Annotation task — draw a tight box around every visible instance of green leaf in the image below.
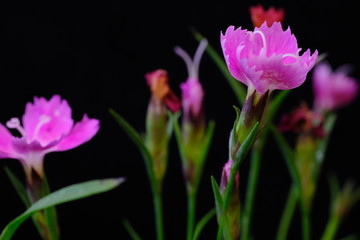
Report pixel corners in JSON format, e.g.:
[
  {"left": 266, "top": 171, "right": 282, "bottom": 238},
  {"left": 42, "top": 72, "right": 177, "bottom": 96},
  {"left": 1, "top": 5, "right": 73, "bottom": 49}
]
[
  {"left": 166, "top": 110, "right": 181, "bottom": 138},
  {"left": 210, "top": 176, "right": 223, "bottom": 222},
  {"left": 211, "top": 177, "right": 231, "bottom": 240},
  {"left": 266, "top": 90, "right": 290, "bottom": 123},
  {"left": 191, "top": 29, "right": 246, "bottom": 105},
  {"left": 270, "top": 125, "right": 297, "bottom": 183},
  {"left": 4, "top": 167, "right": 31, "bottom": 208},
  {"left": 193, "top": 208, "right": 215, "bottom": 240},
  {"left": 109, "top": 108, "right": 156, "bottom": 187},
  {"left": 195, "top": 121, "right": 216, "bottom": 183},
  {"left": 233, "top": 122, "right": 259, "bottom": 168},
  {"left": 314, "top": 113, "right": 337, "bottom": 179},
  {"left": 168, "top": 111, "right": 186, "bottom": 166},
  {"left": 0, "top": 178, "right": 125, "bottom": 240},
  {"left": 122, "top": 219, "right": 142, "bottom": 240}
]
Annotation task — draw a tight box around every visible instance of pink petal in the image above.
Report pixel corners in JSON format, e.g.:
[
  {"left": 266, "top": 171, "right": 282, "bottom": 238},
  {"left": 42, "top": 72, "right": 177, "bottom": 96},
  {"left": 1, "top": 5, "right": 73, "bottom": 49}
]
[
  {"left": 221, "top": 26, "right": 251, "bottom": 87},
  {"left": 0, "top": 123, "right": 17, "bottom": 159},
  {"left": 244, "top": 50, "right": 316, "bottom": 93},
  {"left": 257, "top": 22, "right": 298, "bottom": 57},
  {"left": 54, "top": 114, "right": 100, "bottom": 152},
  {"left": 23, "top": 95, "right": 74, "bottom": 146}
]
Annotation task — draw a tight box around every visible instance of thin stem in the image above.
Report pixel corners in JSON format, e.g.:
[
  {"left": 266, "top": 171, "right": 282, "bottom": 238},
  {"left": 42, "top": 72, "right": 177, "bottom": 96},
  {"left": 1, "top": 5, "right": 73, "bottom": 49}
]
[
  {"left": 187, "top": 192, "right": 196, "bottom": 240},
  {"left": 241, "top": 145, "right": 261, "bottom": 240},
  {"left": 153, "top": 188, "right": 165, "bottom": 240},
  {"left": 276, "top": 185, "right": 298, "bottom": 240},
  {"left": 300, "top": 203, "right": 311, "bottom": 240},
  {"left": 320, "top": 216, "right": 340, "bottom": 240}
]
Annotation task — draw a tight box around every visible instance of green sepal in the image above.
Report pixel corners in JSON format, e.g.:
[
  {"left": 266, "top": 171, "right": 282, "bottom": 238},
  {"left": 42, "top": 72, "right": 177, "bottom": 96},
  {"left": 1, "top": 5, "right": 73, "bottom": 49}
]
[
  {"left": 191, "top": 29, "right": 246, "bottom": 106},
  {"left": 192, "top": 208, "right": 215, "bottom": 240},
  {"left": 4, "top": 167, "right": 31, "bottom": 208},
  {"left": 122, "top": 219, "right": 142, "bottom": 240},
  {"left": 0, "top": 178, "right": 125, "bottom": 240}
]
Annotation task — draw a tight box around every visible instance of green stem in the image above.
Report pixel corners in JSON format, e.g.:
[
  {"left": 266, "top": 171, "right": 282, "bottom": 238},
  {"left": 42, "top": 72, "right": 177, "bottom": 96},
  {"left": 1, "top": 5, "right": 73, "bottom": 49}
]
[
  {"left": 241, "top": 144, "right": 262, "bottom": 240},
  {"left": 153, "top": 187, "right": 165, "bottom": 240},
  {"left": 300, "top": 204, "right": 311, "bottom": 240},
  {"left": 187, "top": 192, "right": 196, "bottom": 240},
  {"left": 276, "top": 186, "right": 298, "bottom": 240},
  {"left": 216, "top": 165, "right": 238, "bottom": 240},
  {"left": 320, "top": 216, "right": 340, "bottom": 240}
]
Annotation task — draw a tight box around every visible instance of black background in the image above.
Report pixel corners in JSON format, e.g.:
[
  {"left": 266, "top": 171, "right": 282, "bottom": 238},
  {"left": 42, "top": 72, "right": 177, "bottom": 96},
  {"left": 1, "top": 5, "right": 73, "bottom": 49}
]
[{"left": 0, "top": 0, "right": 359, "bottom": 239}]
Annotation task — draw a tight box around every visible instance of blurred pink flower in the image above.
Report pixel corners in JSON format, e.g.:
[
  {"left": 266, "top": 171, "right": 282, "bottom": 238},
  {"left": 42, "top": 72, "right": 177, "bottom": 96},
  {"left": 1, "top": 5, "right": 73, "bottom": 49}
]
[
  {"left": 175, "top": 39, "right": 207, "bottom": 123},
  {"left": 313, "top": 62, "right": 358, "bottom": 112},
  {"left": 0, "top": 95, "right": 100, "bottom": 180},
  {"left": 249, "top": 4, "right": 285, "bottom": 28},
  {"left": 221, "top": 22, "right": 318, "bottom": 94}
]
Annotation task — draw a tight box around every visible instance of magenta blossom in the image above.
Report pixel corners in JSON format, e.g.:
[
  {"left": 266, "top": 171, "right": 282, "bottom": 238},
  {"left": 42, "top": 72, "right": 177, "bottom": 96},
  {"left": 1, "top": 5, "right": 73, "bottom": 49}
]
[
  {"left": 175, "top": 39, "right": 207, "bottom": 122},
  {"left": 0, "top": 95, "right": 100, "bottom": 181},
  {"left": 221, "top": 22, "right": 318, "bottom": 94},
  {"left": 313, "top": 62, "right": 358, "bottom": 112}
]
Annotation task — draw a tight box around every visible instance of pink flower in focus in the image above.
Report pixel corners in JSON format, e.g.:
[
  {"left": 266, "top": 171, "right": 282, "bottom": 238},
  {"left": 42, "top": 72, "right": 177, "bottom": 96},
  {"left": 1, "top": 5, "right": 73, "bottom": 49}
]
[
  {"left": 175, "top": 39, "right": 207, "bottom": 122},
  {"left": 0, "top": 95, "right": 100, "bottom": 180},
  {"left": 145, "top": 69, "right": 181, "bottom": 113},
  {"left": 313, "top": 62, "right": 358, "bottom": 112},
  {"left": 221, "top": 22, "right": 318, "bottom": 94},
  {"left": 249, "top": 4, "right": 285, "bottom": 28}
]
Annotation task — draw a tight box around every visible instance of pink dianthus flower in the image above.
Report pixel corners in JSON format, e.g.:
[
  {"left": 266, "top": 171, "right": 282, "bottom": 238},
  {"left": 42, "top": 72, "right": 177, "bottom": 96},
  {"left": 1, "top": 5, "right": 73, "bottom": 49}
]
[
  {"left": 0, "top": 95, "right": 100, "bottom": 183},
  {"left": 221, "top": 22, "right": 318, "bottom": 94}
]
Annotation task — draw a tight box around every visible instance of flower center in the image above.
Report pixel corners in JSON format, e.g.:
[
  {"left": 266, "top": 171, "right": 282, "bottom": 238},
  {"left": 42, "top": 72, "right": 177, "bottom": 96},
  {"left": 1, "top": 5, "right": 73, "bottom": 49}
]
[
  {"left": 253, "top": 30, "right": 268, "bottom": 55},
  {"left": 6, "top": 117, "right": 27, "bottom": 137},
  {"left": 33, "top": 115, "right": 52, "bottom": 140}
]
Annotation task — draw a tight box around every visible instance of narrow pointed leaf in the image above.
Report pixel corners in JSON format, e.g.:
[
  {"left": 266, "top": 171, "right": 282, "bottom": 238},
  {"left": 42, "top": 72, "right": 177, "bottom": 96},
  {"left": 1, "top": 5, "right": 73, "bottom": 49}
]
[
  {"left": 109, "top": 108, "right": 156, "bottom": 183},
  {"left": 314, "top": 113, "right": 337, "bottom": 178},
  {"left": 4, "top": 167, "right": 31, "bottom": 208},
  {"left": 211, "top": 176, "right": 223, "bottom": 222},
  {"left": 0, "top": 178, "right": 125, "bottom": 240},
  {"left": 193, "top": 209, "right": 215, "bottom": 240},
  {"left": 233, "top": 122, "right": 259, "bottom": 168},
  {"left": 192, "top": 29, "right": 246, "bottom": 105},
  {"left": 197, "top": 120, "right": 215, "bottom": 173},
  {"left": 122, "top": 219, "right": 142, "bottom": 240},
  {"left": 109, "top": 108, "right": 151, "bottom": 163},
  {"left": 270, "top": 125, "right": 297, "bottom": 183},
  {"left": 266, "top": 90, "right": 290, "bottom": 123},
  {"left": 166, "top": 110, "right": 181, "bottom": 138},
  {"left": 168, "top": 111, "right": 186, "bottom": 165}
]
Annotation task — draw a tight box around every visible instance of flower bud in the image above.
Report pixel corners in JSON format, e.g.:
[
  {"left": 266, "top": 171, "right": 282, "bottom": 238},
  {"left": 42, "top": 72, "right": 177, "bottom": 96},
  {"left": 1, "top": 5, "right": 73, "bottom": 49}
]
[{"left": 145, "top": 69, "right": 181, "bottom": 187}]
